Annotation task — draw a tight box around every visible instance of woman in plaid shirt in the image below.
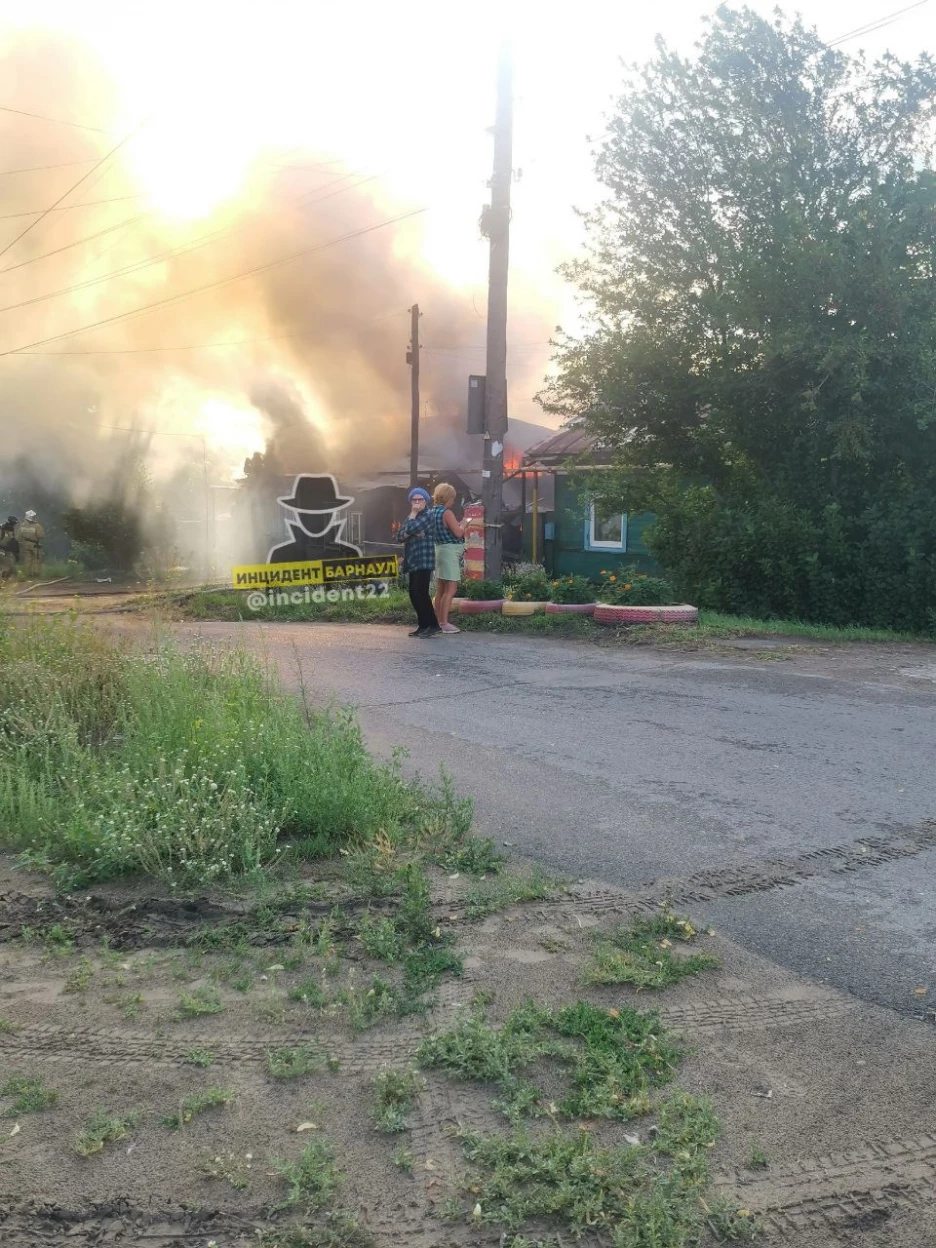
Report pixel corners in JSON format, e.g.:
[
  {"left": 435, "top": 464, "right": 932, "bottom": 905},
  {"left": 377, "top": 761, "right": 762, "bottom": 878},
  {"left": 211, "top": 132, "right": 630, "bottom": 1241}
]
[{"left": 397, "top": 488, "right": 441, "bottom": 638}]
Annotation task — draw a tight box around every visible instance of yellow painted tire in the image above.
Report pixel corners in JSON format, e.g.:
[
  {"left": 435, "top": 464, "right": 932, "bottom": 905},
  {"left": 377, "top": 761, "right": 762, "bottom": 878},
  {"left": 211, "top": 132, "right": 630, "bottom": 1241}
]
[{"left": 502, "top": 600, "right": 547, "bottom": 616}]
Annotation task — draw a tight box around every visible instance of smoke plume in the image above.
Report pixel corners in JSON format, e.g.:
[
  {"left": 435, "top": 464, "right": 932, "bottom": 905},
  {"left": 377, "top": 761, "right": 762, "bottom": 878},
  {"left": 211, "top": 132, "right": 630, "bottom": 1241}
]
[{"left": 0, "top": 23, "right": 556, "bottom": 549}]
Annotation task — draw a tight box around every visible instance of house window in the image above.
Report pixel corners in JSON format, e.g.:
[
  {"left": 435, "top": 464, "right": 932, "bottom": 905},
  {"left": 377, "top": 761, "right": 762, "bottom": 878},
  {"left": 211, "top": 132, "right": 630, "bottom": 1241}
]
[
  {"left": 585, "top": 502, "right": 627, "bottom": 552},
  {"left": 346, "top": 511, "right": 364, "bottom": 547}
]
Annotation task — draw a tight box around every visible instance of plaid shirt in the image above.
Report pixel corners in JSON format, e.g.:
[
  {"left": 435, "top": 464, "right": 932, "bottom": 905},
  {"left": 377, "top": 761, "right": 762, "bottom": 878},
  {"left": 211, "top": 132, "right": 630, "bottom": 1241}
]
[
  {"left": 429, "top": 504, "right": 462, "bottom": 544},
  {"left": 397, "top": 511, "right": 435, "bottom": 572}
]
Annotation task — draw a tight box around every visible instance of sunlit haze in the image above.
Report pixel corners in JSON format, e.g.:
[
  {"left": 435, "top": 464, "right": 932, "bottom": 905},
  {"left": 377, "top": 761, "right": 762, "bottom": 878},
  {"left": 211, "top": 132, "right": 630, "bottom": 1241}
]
[{"left": 0, "top": 0, "right": 931, "bottom": 486}]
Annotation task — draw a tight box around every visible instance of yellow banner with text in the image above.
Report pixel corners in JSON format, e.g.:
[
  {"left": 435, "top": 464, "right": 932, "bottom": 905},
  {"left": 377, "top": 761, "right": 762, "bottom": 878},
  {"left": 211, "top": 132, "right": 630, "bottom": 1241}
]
[{"left": 231, "top": 555, "right": 399, "bottom": 590}]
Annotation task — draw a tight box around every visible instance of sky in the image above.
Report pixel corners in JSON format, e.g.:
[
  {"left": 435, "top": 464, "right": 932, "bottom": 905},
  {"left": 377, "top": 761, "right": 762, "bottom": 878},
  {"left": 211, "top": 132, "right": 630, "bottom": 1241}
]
[{"left": 0, "top": 0, "right": 932, "bottom": 482}]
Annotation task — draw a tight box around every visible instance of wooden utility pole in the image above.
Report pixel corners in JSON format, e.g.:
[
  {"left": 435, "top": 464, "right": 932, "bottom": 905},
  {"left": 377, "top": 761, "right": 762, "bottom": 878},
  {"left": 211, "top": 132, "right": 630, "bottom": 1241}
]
[
  {"left": 481, "top": 43, "right": 513, "bottom": 581},
  {"left": 407, "top": 303, "right": 421, "bottom": 487}
]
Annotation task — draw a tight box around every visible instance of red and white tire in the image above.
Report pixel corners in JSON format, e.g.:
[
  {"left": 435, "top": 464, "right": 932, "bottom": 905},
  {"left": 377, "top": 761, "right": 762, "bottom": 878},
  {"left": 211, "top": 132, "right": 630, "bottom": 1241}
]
[
  {"left": 502, "top": 600, "right": 547, "bottom": 616},
  {"left": 458, "top": 599, "right": 504, "bottom": 615},
  {"left": 593, "top": 604, "right": 698, "bottom": 625},
  {"left": 545, "top": 602, "right": 597, "bottom": 615}
]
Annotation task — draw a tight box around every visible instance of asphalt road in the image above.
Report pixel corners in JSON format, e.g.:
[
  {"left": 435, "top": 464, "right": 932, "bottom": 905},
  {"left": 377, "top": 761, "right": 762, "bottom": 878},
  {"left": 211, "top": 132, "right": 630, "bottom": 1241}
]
[{"left": 178, "top": 620, "right": 936, "bottom": 1018}]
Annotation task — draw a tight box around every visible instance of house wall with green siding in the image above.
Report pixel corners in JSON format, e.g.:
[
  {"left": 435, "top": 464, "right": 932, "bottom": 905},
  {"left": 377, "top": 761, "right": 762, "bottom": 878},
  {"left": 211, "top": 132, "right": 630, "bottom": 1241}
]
[{"left": 522, "top": 473, "right": 660, "bottom": 581}]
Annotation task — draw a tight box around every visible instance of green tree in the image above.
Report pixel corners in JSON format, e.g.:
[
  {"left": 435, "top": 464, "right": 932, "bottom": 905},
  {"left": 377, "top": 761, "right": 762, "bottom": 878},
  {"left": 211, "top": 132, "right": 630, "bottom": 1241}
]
[{"left": 542, "top": 6, "right": 936, "bottom": 630}]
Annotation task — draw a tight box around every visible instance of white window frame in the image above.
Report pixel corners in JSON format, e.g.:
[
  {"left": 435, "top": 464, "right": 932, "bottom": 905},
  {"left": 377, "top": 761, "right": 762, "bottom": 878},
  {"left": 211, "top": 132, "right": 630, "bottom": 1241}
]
[
  {"left": 585, "top": 502, "right": 627, "bottom": 552},
  {"left": 346, "top": 511, "right": 364, "bottom": 547}
]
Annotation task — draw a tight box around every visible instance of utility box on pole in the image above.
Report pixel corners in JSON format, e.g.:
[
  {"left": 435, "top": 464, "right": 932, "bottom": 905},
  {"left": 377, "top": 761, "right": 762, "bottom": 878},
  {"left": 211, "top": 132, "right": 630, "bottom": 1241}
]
[{"left": 467, "top": 375, "right": 486, "bottom": 435}]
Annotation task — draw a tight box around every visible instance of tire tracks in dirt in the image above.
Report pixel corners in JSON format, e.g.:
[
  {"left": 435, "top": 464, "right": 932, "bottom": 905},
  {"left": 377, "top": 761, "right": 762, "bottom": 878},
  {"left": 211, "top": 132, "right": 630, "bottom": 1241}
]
[
  {"left": 546, "top": 819, "right": 936, "bottom": 916},
  {"left": 716, "top": 1134, "right": 936, "bottom": 1236},
  {"left": 0, "top": 984, "right": 855, "bottom": 1075}
]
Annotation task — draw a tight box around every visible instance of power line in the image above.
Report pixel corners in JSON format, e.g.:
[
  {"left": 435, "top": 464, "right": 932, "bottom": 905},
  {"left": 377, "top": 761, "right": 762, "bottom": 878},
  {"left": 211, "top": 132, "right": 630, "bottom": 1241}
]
[
  {"left": 0, "top": 208, "right": 427, "bottom": 358},
  {"left": 0, "top": 123, "right": 142, "bottom": 263},
  {"left": 15, "top": 310, "right": 411, "bottom": 356},
  {"left": 829, "top": 0, "right": 929, "bottom": 45},
  {"left": 0, "top": 159, "right": 97, "bottom": 176},
  {"left": 422, "top": 343, "right": 550, "bottom": 351},
  {"left": 0, "top": 168, "right": 382, "bottom": 311},
  {"left": 0, "top": 212, "right": 150, "bottom": 275},
  {"left": 0, "top": 104, "right": 107, "bottom": 133},
  {"left": 0, "top": 192, "right": 143, "bottom": 221},
  {"left": 0, "top": 157, "right": 356, "bottom": 222}
]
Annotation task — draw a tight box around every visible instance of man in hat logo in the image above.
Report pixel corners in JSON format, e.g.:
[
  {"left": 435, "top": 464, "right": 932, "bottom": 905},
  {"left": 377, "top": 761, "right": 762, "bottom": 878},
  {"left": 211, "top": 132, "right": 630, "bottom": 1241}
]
[{"left": 267, "top": 474, "right": 362, "bottom": 563}]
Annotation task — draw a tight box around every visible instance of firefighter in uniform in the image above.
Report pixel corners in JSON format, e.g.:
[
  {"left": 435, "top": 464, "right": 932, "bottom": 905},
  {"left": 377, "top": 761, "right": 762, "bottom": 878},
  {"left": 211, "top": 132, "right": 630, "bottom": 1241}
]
[{"left": 16, "top": 510, "right": 44, "bottom": 577}]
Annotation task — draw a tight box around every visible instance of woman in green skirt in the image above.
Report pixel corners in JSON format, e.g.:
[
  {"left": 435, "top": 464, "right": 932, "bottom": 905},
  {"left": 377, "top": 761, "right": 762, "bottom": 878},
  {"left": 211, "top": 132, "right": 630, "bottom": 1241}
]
[{"left": 429, "top": 483, "right": 466, "bottom": 634}]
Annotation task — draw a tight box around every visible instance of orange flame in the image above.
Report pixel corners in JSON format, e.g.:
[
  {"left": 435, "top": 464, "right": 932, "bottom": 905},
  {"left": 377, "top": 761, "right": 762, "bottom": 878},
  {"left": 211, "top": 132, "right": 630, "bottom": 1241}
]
[{"left": 504, "top": 445, "right": 522, "bottom": 473}]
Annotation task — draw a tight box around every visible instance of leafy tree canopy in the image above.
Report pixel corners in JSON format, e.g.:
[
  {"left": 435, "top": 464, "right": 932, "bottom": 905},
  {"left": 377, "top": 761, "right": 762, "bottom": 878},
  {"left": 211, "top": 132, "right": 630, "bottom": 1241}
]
[{"left": 542, "top": 6, "right": 936, "bottom": 629}]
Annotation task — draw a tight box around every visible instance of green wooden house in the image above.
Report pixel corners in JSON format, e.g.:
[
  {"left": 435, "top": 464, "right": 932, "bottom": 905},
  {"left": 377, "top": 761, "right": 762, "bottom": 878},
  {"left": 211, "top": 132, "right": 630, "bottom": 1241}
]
[{"left": 518, "top": 430, "right": 660, "bottom": 581}]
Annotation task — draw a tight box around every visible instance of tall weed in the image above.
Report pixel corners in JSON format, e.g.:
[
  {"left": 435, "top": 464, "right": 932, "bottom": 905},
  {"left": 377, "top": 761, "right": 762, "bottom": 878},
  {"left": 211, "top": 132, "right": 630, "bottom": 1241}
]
[{"left": 0, "top": 617, "right": 471, "bottom": 886}]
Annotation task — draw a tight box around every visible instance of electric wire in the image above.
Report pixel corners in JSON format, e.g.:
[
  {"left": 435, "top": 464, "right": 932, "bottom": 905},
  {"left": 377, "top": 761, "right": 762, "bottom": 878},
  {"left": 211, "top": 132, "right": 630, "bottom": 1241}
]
[
  {"left": 0, "top": 208, "right": 427, "bottom": 358},
  {"left": 0, "top": 168, "right": 383, "bottom": 312},
  {"left": 0, "top": 212, "right": 150, "bottom": 275},
  {"left": 0, "top": 193, "right": 143, "bottom": 221},
  {"left": 829, "top": 0, "right": 929, "bottom": 45},
  {"left": 0, "top": 104, "right": 107, "bottom": 132},
  {"left": 0, "top": 158, "right": 98, "bottom": 176},
  {"left": 0, "top": 154, "right": 355, "bottom": 221},
  {"left": 0, "top": 123, "right": 143, "bottom": 262},
  {"left": 16, "top": 308, "right": 411, "bottom": 356}
]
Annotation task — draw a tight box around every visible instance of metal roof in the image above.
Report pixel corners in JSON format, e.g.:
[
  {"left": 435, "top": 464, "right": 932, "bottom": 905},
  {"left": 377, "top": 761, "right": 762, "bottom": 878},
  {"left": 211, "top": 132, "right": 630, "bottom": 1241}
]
[{"left": 522, "top": 428, "right": 607, "bottom": 467}]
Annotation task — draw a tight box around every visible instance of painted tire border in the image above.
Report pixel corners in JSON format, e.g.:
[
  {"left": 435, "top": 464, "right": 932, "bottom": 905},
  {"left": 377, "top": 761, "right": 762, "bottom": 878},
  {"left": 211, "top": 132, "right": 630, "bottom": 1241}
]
[
  {"left": 502, "top": 600, "right": 548, "bottom": 616},
  {"left": 593, "top": 604, "right": 699, "bottom": 625},
  {"left": 456, "top": 599, "right": 505, "bottom": 615},
  {"left": 544, "top": 602, "right": 597, "bottom": 616}
]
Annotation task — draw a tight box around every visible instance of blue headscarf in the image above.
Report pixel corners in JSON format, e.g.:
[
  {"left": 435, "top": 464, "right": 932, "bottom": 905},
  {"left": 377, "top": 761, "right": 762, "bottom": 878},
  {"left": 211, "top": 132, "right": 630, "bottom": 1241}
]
[{"left": 408, "top": 487, "right": 431, "bottom": 505}]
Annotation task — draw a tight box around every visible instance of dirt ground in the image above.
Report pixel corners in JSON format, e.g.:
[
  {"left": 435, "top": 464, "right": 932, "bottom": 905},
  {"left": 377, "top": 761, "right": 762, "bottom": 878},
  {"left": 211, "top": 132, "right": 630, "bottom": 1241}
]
[{"left": 1, "top": 855, "right": 935, "bottom": 1248}]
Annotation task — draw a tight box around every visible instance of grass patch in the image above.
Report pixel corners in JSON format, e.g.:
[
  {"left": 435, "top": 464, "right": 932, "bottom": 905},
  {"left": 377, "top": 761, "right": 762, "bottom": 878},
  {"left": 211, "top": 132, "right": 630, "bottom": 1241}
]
[
  {"left": 418, "top": 998, "right": 684, "bottom": 1123},
  {"left": 267, "top": 1043, "right": 328, "bottom": 1080},
  {"left": 108, "top": 991, "right": 144, "bottom": 1019},
  {"left": 200, "top": 1150, "right": 252, "bottom": 1191},
  {"left": 402, "top": 944, "right": 463, "bottom": 995},
  {"left": 74, "top": 1109, "right": 140, "bottom": 1157},
  {"left": 1, "top": 1073, "right": 59, "bottom": 1116},
  {"left": 392, "top": 1143, "right": 414, "bottom": 1172},
  {"left": 358, "top": 914, "right": 402, "bottom": 961},
  {"left": 584, "top": 908, "right": 720, "bottom": 990},
  {"left": 160, "top": 1086, "right": 234, "bottom": 1129},
  {"left": 20, "top": 922, "right": 75, "bottom": 956},
  {"left": 0, "top": 615, "right": 472, "bottom": 887},
  {"left": 259, "top": 1213, "right": 374, "bottom": 1248},
  {"left": 62, "top": 956, "right": 94, "bottom": 994},
  {"left": 174, "top": 987, "right": 225, "bottom": 1019},
  {"left": 748, "top": 1141, "right": 769, "bottom": 1171},
  {"left": 0, "top": 1017, "right": 20, "bottom": 1033},
  {"left": 271, "top": 1137, "right": 343, "bottom": 1213},
  {"left": 183, "top": 1047, "right": 216, "bottom": 1068},
  {"left": 463, "top": 866, "right": 558, "bottom": 918},
  {"left": 444, "top": 1090, "right": 755, "bottom": 1244},
  {"left": 340, "top": 976, "right": 410, "bottom": 1033},
  {"left": 694, "top": 610, "right": 930, "bottom": 645},
  {"left": 287, "top": 976, "right": 329, "bottom": 1008},
  {"left": 178, "top": 586, "right": 412, "bottom": 624},
  {"left": 372, "top": 1067, "right": 421, "bottom": 1133},
  {"left": 437, "top": 834, "right": 503, "bottom": 876}
]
